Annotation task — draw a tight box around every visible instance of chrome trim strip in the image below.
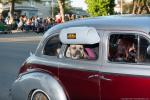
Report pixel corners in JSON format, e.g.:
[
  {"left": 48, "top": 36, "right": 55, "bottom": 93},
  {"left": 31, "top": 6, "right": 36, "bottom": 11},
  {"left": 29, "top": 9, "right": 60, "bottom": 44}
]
[
  {"left": 27, "top": 55, "right": 100, "bottom": 72},
  {"left": 101, "top": 63, "right": 150, "bottom": 77}
]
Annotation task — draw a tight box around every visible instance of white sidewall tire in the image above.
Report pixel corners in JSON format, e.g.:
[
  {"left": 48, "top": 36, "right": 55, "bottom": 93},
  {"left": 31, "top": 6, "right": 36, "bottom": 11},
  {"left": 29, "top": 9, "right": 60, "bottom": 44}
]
[{"left": 30, "top": 89, "right": 51, "bottom": 100}]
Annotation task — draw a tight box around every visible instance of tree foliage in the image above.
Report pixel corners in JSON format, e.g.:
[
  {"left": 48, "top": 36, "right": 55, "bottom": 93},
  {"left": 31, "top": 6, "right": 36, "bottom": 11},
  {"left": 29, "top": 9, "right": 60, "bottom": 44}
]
[
  {"left": 56, "top": 0, "right": 72, "bottom": 14},
  {"left": 57, "top": 0, "right": 72, "bottom": 22},
  {"left": 85, "top": 0, "right": 115, "bottom": 16},
  {"left": 123, "top": 2, "right": 133, "bottom": 14},
  {"left": 117, "top": 0, "right": 133, "bottom": 14},
  {"left": 63, "top": 0, "right": 72, "bottom": 14},
  {"left": 57, "top": 0, "right": 65, "bottom": 22},
  {"left": 132, "top": 0, "right": 150, "bottom": 14}
]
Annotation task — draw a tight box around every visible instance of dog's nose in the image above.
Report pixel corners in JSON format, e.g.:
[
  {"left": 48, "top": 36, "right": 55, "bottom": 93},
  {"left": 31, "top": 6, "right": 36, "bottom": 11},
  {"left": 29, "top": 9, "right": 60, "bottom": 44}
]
[{"left": 76, "top": 50, "right": 81, "bottom": 55}]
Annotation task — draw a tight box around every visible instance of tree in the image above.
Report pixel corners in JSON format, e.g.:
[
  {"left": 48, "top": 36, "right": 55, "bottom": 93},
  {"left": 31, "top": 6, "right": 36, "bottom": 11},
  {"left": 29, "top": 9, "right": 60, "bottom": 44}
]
[
  {"left": 0, "top": 0, "right": 41, "bottom": 24},
  {"left": 132, "top": 0, "right": 150, "bottom": 14},
  {"left": 123, "top": 2, "right": 133, "bottom": 14},
  {"left": 117, "top": 0, "right": 133, "bottom": 14},
  {"left": 57, "top": 0, "right": 65, "bottom": 22},
  {"left": 85, "top": 0, "right": 115, "bottom": 16},
  {"left": 57, "top": 0, "right": 72, "bottom": 22},
  {"left": 63, "top": 0, "right": 72, "bottom": 15}
]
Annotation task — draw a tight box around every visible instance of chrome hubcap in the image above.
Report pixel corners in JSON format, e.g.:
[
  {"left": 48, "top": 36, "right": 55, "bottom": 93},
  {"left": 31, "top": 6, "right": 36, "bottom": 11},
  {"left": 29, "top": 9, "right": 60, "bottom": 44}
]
[{"left": 31, "top": 89, "right": 50, "bottom": 100}]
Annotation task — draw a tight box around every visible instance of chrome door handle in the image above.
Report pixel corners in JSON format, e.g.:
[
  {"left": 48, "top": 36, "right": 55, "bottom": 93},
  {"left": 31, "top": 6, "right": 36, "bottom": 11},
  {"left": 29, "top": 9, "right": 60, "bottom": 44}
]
[
  {"left": 88, "top": 74, "right": 99, "bottom": 79},
  {"left": 100, "top": 76, "right": 112, "bottom": 81}
]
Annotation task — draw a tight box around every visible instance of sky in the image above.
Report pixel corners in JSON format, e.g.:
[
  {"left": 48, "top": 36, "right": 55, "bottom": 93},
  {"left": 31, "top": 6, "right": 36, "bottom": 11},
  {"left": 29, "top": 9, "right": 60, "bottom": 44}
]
[
  {"left": 71, "top": 0, "right": 87, "bottom": 10},
  {"left": 71, "top": 0, "right": 133, "bottom": 10}
]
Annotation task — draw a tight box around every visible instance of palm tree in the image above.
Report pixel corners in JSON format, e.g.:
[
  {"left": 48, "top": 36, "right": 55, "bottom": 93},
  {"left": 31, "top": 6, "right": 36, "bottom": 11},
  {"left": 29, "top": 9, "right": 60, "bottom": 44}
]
[
  {"left": 132, "top": 0, "right": 150, "bottom": 14},
  {"left": 57, "top": 0, "right": 65, "bottom": 22},
  {"left": 57, "top": 0, "right": 72, "bottom": 22}
]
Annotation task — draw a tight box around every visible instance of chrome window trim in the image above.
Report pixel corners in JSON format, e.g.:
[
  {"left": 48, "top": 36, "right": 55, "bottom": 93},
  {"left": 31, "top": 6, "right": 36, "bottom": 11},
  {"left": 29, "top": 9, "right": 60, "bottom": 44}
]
[
  {"left": 41, "top": 33, "right": 60, "bottom": 56},
  {"left": 57, "top": 30, "right": 102, "bottom": 71},
  {"left": 59, "top": 29, "right": 102, "bottom": 63},
  {"left": 62, "top": 43, "right": 101, "bottom": 62},
  {"left": 102, "top": 30, "right": 150, "bottom": 76},
  {"left": 57, "top": 43, "right": 101, "bottom": 72},
  {"left": 38, "top": 32, "right": 65, "bottom": 61},
  {"left": 106, "top": 31, "right": 149, "bottom": 64}
]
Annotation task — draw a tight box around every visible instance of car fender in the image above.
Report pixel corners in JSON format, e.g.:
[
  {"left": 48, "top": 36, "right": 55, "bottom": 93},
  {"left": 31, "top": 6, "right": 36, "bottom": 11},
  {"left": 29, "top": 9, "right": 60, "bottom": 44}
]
[{"left": 11, "top": 72, "right": 67, "bottom": 100}]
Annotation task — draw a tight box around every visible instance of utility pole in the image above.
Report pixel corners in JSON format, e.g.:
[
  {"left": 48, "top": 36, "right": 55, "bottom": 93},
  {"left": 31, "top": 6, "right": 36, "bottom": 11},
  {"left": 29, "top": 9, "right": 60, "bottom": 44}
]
[
  {"left": 30, "top": 0, "right": 33, "bottom": 7},
  {"left": 51, "top": 0, "right": 54, "bottom": 18}
]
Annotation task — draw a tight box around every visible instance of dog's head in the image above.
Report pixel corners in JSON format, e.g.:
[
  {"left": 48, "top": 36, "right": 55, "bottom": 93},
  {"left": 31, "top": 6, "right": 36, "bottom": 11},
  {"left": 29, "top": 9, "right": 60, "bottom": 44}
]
[{"left": 66, "top": 45, "right": 86, "bottom": 59}]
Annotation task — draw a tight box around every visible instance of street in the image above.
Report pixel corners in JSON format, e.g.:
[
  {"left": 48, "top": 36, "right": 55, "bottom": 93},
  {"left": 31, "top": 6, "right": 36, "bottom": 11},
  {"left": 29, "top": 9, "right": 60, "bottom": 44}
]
[{"left": 0, "top": 32, "right": 42, "bottom": 100}]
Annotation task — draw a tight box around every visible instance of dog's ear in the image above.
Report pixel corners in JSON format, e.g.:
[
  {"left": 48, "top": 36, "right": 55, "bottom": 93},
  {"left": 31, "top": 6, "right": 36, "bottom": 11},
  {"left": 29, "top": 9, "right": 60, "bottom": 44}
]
[{"left": 66, "top": 46, "right": 71, "bottom": 57}]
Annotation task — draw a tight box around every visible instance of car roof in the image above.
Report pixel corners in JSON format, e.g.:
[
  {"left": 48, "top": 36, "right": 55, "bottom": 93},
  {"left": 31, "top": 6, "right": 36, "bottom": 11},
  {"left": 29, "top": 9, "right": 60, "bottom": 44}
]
[{"left": 45, "top": 14, "right": 150, "bottom": 37}]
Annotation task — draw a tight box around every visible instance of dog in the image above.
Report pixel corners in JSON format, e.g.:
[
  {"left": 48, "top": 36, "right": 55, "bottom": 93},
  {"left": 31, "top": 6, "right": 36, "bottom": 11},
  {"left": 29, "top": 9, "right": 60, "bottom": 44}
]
[
  {"left": 115, "top": 38, "right": 137, "bottom": 62},
  {"left": 66, "top": 45, "right": 87, "bottom": 59}
]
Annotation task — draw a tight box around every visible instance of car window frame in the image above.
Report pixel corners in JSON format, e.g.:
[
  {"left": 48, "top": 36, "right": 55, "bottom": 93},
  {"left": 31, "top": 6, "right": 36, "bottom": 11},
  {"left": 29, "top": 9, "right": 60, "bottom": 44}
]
[
  {"left": 107, "top": 31, "right": 150, "bottom": 65},
  {"left": 41, "top": 33, "right": 62, "bottom": 58},
  {"left": 137, "top": 34, "right": 150, "bottom": 65},
  {"left": 102, "top": 31, "right": 150, "bottom": 76},
  {"left": 107, "top": 32, "right": 139, "bottom": 64},
  {"left": 61, "top": 43, "right": 100, "bottom": 62}
]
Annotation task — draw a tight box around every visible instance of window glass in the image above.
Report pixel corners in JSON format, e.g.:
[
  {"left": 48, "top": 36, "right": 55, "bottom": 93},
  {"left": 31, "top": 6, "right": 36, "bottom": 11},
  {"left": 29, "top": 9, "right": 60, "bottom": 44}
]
[
  {"left": 43, "top": 35, "right": 62, "bottom": 56},
  {"left": 139, "top": 36, "right": 150, "bottom": 63},
  {"left": 65, "top": 43, "right": 99, "bottom": 60},
  {"left": 109, "top": 34, "right": 138, "bottom": 63}
]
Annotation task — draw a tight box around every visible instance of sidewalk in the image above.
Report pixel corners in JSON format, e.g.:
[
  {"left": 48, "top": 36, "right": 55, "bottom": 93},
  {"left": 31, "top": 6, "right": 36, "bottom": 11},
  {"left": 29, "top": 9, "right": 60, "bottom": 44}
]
[{"left": 0, "top": 30, "right": 43, "bottom": 42}]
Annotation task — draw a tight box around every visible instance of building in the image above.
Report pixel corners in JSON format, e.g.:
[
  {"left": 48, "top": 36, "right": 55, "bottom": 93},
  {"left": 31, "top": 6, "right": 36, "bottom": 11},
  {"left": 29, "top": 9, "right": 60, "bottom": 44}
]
[
  {"left": 71, "top": 7, "right": 89, "bottom": 17},
  {"left": 0, "top": 0, "right": 56, "bottom": 18}
]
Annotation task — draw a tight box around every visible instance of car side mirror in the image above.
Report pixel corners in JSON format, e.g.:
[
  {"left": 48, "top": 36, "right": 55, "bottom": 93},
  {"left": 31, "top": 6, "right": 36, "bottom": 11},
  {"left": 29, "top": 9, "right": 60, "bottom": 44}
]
[{"left": 147, "top": 45, "right": 150, "bottom": 55}]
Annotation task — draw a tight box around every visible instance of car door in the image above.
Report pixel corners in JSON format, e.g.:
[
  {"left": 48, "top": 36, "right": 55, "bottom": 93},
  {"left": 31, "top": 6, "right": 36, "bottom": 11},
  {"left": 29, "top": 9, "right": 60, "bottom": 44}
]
[
  {"left": 100, "top": 32, "right": 150, "bottom": 100},
  {"left": 58, "top": 43, "right": 101, "bottom": 100}
]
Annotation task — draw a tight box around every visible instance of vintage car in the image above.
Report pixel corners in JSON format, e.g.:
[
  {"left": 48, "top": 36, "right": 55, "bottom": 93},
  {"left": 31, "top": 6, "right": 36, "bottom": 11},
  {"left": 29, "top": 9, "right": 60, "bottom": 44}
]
[{"left": 11, "top": 15, "right": 150, "bottom": 100}]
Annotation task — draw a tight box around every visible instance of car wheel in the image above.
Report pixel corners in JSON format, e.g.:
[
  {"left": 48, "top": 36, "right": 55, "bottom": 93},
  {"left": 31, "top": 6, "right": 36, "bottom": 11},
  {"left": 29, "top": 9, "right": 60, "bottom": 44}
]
[{"left": 30, "top": 89, "right": 51, "bottom": 100}]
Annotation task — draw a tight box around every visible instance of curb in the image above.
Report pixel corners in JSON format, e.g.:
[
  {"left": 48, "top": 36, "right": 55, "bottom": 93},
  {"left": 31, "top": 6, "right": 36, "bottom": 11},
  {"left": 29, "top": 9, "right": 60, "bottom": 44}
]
[{"left": 0, "top": 31, "right": 43, "bottom": 42}]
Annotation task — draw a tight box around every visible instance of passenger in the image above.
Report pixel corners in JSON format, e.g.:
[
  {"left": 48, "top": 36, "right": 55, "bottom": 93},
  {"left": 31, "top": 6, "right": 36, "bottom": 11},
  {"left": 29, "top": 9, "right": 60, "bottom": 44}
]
[
  {"left": 115, "top": 39, "right": 127, "bottom": 61},
  {"left": 127, "top": 43, "right": 137, "bottom": 62}
]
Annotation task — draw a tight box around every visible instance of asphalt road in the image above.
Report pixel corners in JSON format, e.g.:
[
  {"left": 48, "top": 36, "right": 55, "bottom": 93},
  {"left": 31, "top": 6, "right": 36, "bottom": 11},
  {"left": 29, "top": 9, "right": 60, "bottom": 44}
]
[{"left": 0, "top": 32, "right": 42, "bottom": 100}]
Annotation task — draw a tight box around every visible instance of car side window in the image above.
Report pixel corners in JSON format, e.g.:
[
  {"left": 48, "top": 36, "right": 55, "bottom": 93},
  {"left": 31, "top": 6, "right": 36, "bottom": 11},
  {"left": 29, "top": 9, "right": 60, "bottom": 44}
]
[
  {"left": 43, "top": 35, "right": 62, "bottom": 56},
  {"left": 65, "top": 43, "right": 99, "bottom": 60},
  {"left": 109, "top": 34, "right": 138, "bottom": 63},
  {"left": 138, "top": 36, "right": 150, "bottom": 63}
]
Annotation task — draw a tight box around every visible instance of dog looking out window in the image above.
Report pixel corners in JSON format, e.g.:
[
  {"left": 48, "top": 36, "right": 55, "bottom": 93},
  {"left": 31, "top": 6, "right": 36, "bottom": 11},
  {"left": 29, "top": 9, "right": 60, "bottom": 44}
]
[{"left": 66, "top": 45, "right": 87, "bottom": 59}]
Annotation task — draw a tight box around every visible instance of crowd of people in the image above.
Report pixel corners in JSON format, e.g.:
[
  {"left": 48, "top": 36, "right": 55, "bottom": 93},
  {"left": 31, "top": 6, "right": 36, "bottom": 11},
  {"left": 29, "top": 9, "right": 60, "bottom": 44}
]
[
  {"left": 0, "top": 13, "right": 86, "bottom": 33},
  {"left": 16, "top": 16, "right": 55, "bottom": 33}
]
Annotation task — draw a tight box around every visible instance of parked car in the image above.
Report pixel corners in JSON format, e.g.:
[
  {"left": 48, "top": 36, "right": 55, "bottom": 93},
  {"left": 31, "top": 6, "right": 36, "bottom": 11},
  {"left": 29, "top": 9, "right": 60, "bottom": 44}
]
[{"left": 11, "top": 15, "right": 150, "bottom": 100}]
